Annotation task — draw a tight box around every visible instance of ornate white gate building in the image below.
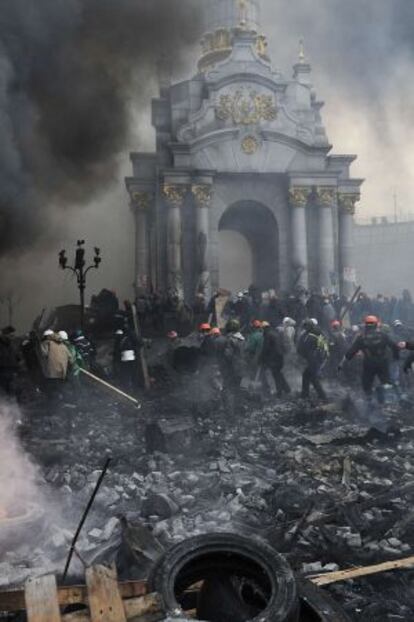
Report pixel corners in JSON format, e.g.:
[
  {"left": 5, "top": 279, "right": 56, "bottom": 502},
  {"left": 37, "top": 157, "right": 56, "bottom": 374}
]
[{"left": 126, "top": 0, "right": 363, "bottom": 300}]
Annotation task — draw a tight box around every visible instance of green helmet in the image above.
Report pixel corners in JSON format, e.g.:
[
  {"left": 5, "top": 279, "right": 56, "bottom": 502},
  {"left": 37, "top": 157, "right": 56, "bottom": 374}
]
[{"left": 225, "top": 319, "right": 240, "bottom": 334}]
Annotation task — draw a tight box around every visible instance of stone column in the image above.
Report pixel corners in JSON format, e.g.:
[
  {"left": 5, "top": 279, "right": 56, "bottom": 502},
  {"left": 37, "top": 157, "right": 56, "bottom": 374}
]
[
  {"left": 132, "top": 191, "right": 151, "bottom": 294},
  {"left": 162, "top": 184, "right": 186, "bottom": 298},
  {"left": 289, "top": 186, "right": 311, "bottom": 290},
  {"left": 191, "top": 183, "right": 213, "bottom": 300},
  {"left": 316, "top": 187, "right": 336, "bottom": 292},
  {"left": 338, "top": 193, "right": 359, "bottom": 298}
]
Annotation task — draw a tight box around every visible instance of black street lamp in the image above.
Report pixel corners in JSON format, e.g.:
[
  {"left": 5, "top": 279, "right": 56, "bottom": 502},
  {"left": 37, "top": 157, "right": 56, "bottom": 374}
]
[{"left": 58, "top": 241, "right": 102, "bottom": 330}]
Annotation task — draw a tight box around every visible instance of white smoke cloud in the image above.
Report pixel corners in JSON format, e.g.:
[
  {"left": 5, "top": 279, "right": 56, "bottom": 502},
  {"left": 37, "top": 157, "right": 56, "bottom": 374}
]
[{"left": 0, "top": 403, "right": 42, "bottom": 517}]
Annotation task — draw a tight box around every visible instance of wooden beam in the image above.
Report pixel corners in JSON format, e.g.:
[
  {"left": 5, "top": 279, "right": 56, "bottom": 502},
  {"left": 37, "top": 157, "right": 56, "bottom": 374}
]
[
  {"left": 85, "top": 565, "right": 126, "bottom": 622},
  {"left": 309, "top": 555, "right": 414, "bottom": 586},
  {"left": 25, "top": 575, "right": 61, "bottom": 622},
  {"left": 0, "top": 580, "right": 148, "bottom": 613},
  {"left": 123, "top": 593, "right": 162, "bottom": 620},
  {"left": 61, "top": 593, "right": 162, "bottom": 622}
]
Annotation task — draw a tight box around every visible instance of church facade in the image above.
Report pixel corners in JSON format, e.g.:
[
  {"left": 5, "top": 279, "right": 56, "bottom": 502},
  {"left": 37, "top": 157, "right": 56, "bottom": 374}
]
[{"left": 125, "top": 0, "right": 363, "bottom": 301}]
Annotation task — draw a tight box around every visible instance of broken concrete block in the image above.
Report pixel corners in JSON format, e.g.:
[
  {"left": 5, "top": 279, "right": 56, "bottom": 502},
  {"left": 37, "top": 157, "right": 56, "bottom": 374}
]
[
  {"left": 88, "top": 528, "right": 103, "bottom": 541},
  {"left": 141, "top": 493, "right": 179, "bottom": 519},
  {"left": 302, "top": 561, "right": 323, "bottom": 574},
  {"left": 346, "top": 533, "right": 362, "bottom": 548},
  {"left": 145, "top": 417, "right": 194, "bottom": 454},
  {"left": 102, "top": 517, "right": 120, "bottom": 541}
]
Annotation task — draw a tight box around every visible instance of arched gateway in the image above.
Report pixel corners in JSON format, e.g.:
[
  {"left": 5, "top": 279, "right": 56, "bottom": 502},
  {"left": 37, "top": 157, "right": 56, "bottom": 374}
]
[
  {"left": 126, "top": 0, "right": 363, "bottom": 302},
  {"left": 219, "top": 201, "right": 279, "bottom": 291}
]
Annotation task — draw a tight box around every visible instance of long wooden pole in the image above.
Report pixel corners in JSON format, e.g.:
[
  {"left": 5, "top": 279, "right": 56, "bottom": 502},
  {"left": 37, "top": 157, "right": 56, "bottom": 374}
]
[
  {"left": 79, "top": 368, "right": 141, "bottom": 408},
  {"left": 308, "top": 554, "right": 414, "bottom": 587}
]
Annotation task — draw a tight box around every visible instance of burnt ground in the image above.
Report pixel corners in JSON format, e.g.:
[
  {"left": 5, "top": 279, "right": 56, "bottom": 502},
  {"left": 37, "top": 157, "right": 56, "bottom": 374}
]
[{"left": 2, "top": 377, "right": 414, "bottom": 621}]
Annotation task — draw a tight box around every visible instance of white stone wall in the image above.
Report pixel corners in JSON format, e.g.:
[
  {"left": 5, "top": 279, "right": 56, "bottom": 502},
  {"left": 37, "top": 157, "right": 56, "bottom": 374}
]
[{"left": 354, "top": 221, "right": 414, "bottom": 295}]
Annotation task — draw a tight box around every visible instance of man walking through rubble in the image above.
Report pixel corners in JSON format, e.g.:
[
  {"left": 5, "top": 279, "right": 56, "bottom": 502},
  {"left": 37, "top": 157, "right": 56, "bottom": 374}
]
[
  {"left": 341, "top": 315, "right": 400, "bottom": 401},
  {"left": 220, "top": 319, "right": 245, "bottom": 417},
  {"left": 297, "top": 319, "right": 329, "bottom": 400},
  {"left": 260, "top": 321, "right": 291, "bottom": 398}
]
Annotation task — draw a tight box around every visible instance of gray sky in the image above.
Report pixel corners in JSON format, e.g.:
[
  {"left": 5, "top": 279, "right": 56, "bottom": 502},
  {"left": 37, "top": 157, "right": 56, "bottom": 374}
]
[{"left": 1, "top": 0, "right": 413, "bottom": 329}]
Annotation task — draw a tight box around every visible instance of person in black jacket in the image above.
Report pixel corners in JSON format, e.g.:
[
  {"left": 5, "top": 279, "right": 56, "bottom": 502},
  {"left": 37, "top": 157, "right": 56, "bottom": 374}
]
[
  {"left": 341, "top": 315, "right": 399, "bottom": 398},
  {"left": 260, "top": 323, "right": 291, "bottom": 397},
  {"left": 402, "top": 340, "right": 414, "bottom": 374},
  {"left": 0, "top": 326, "right": 19, "bottom": 396},
  {"left": 297, "top": 320, "right": 329, "bottom": 400}
]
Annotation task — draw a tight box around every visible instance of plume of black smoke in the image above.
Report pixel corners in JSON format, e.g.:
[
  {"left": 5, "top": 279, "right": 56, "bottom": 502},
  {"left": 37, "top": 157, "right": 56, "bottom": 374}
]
[{"left": 0, "top": 0, "right": 201, "bottom": 257}]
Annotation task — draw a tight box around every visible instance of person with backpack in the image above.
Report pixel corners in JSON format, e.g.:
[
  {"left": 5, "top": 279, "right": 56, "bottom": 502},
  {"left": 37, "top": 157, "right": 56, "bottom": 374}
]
[{"left": 297, "top": 319, "right": 329, "bottom": 400}]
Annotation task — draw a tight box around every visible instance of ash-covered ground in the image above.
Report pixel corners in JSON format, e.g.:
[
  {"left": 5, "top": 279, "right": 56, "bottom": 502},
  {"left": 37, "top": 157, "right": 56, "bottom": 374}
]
[{"left": 2, "top": 380, "right": 414, "bottom": 621}]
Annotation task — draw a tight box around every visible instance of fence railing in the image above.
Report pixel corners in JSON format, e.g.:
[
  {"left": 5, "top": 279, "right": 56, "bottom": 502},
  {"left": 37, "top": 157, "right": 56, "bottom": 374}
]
[{"left": 355, "top": 214, "right": 414, "bottom": 226}]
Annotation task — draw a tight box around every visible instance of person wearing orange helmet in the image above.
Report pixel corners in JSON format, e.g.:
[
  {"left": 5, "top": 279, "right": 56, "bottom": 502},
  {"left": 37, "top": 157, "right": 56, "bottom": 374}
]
[
  {"left": 341, "top": 315, "right": 400, "bottom": 399},
  {"left": 198, "top": 322, "right": 212, "bottom": 348}
]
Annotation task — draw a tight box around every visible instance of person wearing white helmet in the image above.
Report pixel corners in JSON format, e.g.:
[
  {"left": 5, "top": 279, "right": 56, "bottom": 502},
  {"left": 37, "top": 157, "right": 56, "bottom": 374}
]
[
  {"left": 60, "top": 331, "right": 85, "bottom": 395},
  {"left": 39, "top": 328, "right": 73, "bottom": 405}
]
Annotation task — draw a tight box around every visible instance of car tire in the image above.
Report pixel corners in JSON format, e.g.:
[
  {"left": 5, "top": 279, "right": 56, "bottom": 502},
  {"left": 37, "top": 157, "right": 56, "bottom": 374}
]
[{"left": 149, "top": 532, "right": 299, "bottom": 622}]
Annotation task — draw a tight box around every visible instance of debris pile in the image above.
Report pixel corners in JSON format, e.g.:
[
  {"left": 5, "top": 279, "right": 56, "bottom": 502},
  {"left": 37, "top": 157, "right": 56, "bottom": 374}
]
[{"left": 2, "top": 388, "right": 414, "bottom": 620}]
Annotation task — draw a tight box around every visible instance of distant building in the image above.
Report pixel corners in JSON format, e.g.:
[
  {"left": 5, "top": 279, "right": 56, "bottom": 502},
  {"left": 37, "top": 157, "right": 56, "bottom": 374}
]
[
  {"left": 354, "top": 217, "right": 414, "bottom": 296},
  {"left": 126, "top": 0, "right": 363, "bottom": 300}
]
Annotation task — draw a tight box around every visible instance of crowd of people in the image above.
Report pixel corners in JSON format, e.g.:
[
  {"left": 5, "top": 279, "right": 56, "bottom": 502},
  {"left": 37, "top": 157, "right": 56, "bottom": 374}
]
[{"left": 1, "top": 286, "right": 414, "bottom": 413}]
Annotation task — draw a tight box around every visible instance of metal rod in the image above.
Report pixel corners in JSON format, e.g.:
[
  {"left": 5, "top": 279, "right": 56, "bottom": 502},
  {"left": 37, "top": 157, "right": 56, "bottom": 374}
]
[{"left": 62, "top": 458, "right": 111, "bottom": 582}]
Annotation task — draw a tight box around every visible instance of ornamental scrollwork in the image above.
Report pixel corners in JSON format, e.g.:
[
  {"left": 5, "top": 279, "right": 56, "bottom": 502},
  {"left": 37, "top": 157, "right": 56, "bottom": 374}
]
[
  {"left": 338, "top": 193, "right": 360, "bottom": 215},
  {"left": 162, "top": 184, "right": 186, "bottom": 207},
  {"left": 216, "top": 88, "right": 277, "bottom": 125},
  {"left": 316, "top": 187, "right": 337, "bottom": 207},
  {"left": 289, "top": 187, "right": 311, "bottom": 208},
  {"left": 132, "top": 191, "right": 151, "bottom": 211},
  {"left": 241, "top": 135, "right": 259, "bottom": 155},
  {"left": 191, "top": 184, "right": 213, "bottom": 209}
]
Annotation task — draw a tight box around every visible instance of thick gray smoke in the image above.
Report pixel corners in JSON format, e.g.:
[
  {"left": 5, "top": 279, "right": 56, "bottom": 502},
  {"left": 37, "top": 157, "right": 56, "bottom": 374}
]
[
  {"left": 0, "top": 0, "right": 201, "bottom": 256},
  {"left": 264, "top": 0, "right": 414, "bottom": 218}
]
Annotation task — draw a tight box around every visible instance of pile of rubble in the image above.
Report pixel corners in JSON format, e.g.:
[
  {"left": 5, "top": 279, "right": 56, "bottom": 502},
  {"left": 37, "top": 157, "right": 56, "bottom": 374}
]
[{"left": 2, "top": 385, "right": 414, "bottom": 620}]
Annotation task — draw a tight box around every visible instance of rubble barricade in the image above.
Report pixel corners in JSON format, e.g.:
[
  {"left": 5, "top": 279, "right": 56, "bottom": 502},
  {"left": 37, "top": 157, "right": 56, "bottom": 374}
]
[{"left": 149, "top": 532, "right": 300, "bottom": 622}]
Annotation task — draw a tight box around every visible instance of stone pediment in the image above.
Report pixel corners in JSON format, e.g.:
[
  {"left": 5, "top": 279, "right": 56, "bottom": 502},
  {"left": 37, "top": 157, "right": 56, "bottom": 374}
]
[
  {"left": 176, "top": 37, "right": 328, "bottom": 151},
  {"left": 177, "top": 79, "right": 317, "bottom": 149}
]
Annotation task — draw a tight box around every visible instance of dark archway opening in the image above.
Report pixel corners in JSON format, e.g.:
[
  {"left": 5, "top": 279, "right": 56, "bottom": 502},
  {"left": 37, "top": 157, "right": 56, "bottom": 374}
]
[{"left": 218, "top": 201, "right": 279, "bottom": 292}]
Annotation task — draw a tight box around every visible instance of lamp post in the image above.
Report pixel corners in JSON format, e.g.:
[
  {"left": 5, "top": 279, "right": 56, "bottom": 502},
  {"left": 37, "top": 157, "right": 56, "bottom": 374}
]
[{"left": 58, "top": 241, "right": 102, "bottom": 330}]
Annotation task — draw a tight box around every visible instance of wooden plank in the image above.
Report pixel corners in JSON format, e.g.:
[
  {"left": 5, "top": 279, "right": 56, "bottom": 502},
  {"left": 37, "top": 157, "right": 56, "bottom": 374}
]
[
  {"left": 309, "top": 554, "right": 414, "bottom": 586},
  {"left": 61, "top": 593, "right": 161, "bottom": 622},
  {"left": 0, "top": 580, "right": 148, "bottom": 613},
  {"left": 123, "top": 593, "right": 162, "bottom": 620},
  {"left": 85, "top": 565, "right": 126, "bottom": 622},
  {"left": 25, "top": 575, "right": 62, "bottom": 622}
]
